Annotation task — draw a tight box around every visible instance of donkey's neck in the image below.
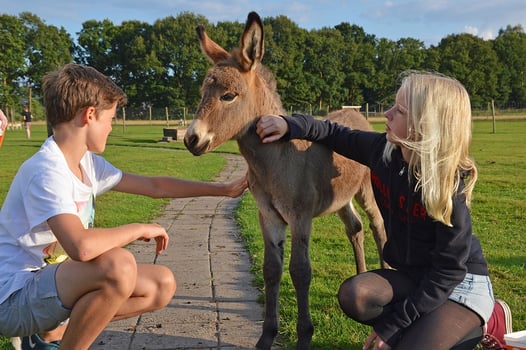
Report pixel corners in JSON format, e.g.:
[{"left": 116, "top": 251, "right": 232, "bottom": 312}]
[{"left": 236, "top": 120, "right": 293, "bottom": 173}]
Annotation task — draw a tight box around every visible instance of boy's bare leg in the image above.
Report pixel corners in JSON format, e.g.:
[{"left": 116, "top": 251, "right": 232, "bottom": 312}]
[
  {"left": 39, "top": 322, "right": 67, "bottom": 342},
  {"left": 55, "top": 247, "right": 176, "bottom": 350}
]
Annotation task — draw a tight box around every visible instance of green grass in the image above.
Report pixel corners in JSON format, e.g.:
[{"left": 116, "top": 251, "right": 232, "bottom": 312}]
[{"left": 0, "top": 120, "right": 524, "bottom": 349}]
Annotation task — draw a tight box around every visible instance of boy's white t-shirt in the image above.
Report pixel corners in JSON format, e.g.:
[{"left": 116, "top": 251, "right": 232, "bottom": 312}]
[{"left": 0, "top": 137, "right": 122, "bottom": 304}]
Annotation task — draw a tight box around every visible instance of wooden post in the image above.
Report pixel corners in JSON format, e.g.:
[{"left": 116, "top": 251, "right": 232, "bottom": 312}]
[
  {"left": 491, "top": 99, "right": 496, "bottom": 134},
  {"left": 165, "top": 107, "right": 169, "bottom": 126},
  {"left": 28, "top": 85, "right": 32, "bottom": 114},
  {"left": 149, "top": 106, "right": 152, "bottom": 125},
  {"left": 122, "top": 107, "right": 126, "bottom": 134}
]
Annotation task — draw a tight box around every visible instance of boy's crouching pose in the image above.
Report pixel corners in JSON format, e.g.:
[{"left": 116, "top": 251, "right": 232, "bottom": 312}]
[{"left": 0, "top": 63, "right": 248, "bottom": 350}]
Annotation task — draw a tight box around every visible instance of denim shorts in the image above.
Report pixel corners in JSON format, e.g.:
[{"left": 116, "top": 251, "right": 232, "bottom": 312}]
[
  {"left": 448, "top": 273, "right": 494, "bottom": 324},
  {"left": 0, "top": 264, "right": 71, "bottom": 337}
]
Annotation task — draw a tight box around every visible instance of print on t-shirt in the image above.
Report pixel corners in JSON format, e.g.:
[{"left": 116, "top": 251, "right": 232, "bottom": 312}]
[{"left": 43, "top": 193, "right": 95, "bottom": 264}]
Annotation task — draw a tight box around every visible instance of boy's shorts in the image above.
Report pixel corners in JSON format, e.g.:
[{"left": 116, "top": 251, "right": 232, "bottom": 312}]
[{"left": 0, "top": 264, "right": 71, "bottom": 337}]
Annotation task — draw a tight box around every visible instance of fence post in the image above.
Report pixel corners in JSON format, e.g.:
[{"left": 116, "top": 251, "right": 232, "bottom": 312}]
[
  {"left": 122, "top": 107, "right": 126, "bottom": 134},
  {"left": 491, "top": 99, "right": 496, "bottom": 134}
]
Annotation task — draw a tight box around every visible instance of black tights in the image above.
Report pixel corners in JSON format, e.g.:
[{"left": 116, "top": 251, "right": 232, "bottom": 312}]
[{"left": 338, "top": 269, "right": 482, "bottom": 350}]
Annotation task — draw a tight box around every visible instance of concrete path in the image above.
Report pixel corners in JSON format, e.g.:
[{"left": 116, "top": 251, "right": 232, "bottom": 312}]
[{"left": 91, "top": 154, "right": 265, "bottom": 350}]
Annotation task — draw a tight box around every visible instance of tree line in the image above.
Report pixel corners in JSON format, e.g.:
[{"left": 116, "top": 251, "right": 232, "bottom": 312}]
[{"left": 1, "top": 11, "right": 525, "bottom": 121}]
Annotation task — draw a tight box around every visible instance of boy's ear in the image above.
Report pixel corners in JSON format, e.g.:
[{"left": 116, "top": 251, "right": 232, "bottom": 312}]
[{"left": 81, "top": 107, "right": 96, "bottom": 124}]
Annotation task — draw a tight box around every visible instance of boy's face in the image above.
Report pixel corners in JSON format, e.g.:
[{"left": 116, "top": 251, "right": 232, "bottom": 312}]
[{"left": 87, "top": 103, "right": 117, "bottom": 153}]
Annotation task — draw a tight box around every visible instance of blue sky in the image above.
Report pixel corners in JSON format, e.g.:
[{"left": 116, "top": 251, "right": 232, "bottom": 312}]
[{"left": 2, "top": 0, "right": 526, "bottom": 47}]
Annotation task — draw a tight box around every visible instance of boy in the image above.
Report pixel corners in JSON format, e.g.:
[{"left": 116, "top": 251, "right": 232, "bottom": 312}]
[{"left": 0, "top": 63, "right": 247, "bottom": 350}]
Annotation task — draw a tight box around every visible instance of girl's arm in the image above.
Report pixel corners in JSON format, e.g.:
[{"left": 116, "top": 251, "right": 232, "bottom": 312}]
[{"left": 257, "top": 114, "right": 383, "bottom": 166}]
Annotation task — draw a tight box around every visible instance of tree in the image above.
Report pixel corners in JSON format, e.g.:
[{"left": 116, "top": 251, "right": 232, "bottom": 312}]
[
  {"left": 493, "top": 25, "right": 526, "bottom": 107},
  {"left": 0, "top": 14, "right": 26, "bottom": 118},
  {"left": 303, "top": 28, "right": 347, "bottom": 111},
  {"left": 19, "top": 12, "right": 74, "bottom": 105},
  {"left": 437, "top": 34, "right": 500, "bottom": 108},
  {"left": 335, "top": 23, "right": 377, "bottom": 108},
  {"left": 263, "top": 15, "right": 311, "bottom": 111},
  {"left": 151, "top": 13, "right": 211, "bottom": 110},
  {"left": 6, "top": 11, "right": 524, "bottom": 117},
  {"left": 110, "top": 20, "right": 159, "bottom": 106},
  {"left": 212, "top": 20, "right": 244, "bottom": 51},
  {"left": 75, "top": 19, "right": 118, "bottom": 75}
]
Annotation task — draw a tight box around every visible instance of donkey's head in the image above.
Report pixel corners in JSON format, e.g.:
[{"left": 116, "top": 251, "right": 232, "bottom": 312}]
[{"left": 184, "top": 11, "right": 283, "bottom": 156}]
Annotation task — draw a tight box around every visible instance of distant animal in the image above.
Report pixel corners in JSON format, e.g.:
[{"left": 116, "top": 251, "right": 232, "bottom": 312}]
[{"left": 184, "top": 12, "right": 387, "bottom": 350}]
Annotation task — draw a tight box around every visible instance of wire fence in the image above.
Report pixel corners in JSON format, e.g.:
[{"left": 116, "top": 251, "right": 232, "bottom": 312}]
[{"left": 117, "top": 103, "right": 526, "bottom": 124}]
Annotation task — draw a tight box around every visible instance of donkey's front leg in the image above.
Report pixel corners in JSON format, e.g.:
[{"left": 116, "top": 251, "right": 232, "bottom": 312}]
[
  {"left": 256, "top": 210, "right": 287, "bottom": 350},
  {"left": 289, "top": 220, "right": 314, "bottom": 350}
]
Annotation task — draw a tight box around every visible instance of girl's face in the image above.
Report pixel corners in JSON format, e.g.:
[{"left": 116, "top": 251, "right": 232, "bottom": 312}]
[
  {"left": 87, "top": 103, "right": 116, "bottom": 153},
  {"left": 384, "top": 88, "right": 409, "bottom": 145}
]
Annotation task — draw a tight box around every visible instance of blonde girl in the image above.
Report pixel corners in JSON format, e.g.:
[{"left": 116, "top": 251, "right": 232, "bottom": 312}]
[{"left": 255, "top": 71, "right": 503, "bottom": 350}]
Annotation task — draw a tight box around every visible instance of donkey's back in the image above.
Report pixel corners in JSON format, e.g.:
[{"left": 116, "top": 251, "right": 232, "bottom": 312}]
[{"left": 240, "top": 108, "right": 373, "bottom": 219}]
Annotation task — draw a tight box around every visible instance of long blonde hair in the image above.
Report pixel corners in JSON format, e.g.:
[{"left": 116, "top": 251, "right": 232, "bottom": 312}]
[{"left": 384, "top": 71, "right": 477, "bottom": 226}]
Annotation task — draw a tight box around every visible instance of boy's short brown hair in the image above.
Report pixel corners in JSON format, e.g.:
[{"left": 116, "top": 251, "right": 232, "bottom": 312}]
[{"left": 42, "top": 63, "right": 128, "bottom": 128}]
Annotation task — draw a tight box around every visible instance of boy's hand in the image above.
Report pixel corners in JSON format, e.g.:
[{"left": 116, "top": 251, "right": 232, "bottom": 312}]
[
  {"left": 256, "top": 115, "right": 289, "bottom": 143},
  {"left": 224, "top": 172, "right": 249, "bottom": 197},
  {"left": 138, "top": 223, "right": 169, "bottom": 254}
]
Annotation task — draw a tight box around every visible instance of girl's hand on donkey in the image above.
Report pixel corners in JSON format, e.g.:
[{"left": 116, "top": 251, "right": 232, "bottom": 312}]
[{"left": 256, "top": 115, "right": 289, "bottom": 143}]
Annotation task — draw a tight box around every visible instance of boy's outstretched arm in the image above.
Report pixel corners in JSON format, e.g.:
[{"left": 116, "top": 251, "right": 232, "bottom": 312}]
[{"left": 113, "top": 172, "right": 248, "bottom": 199}]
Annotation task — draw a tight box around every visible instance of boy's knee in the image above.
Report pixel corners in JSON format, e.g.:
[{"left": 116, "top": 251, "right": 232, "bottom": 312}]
[
  {"left": 98, "top": 248, "right": 138, "bottom": 292},
  {"left": 154, "top": 266, "right": 176, "bottom": 307}
]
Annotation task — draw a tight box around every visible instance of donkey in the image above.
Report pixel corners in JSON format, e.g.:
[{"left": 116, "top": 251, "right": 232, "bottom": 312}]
[{"left": 184, "top": 12, "right": 387, "bottom": 350}]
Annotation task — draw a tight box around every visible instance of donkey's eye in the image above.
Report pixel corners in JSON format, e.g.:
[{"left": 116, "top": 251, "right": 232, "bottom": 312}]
[{"left": 220, "top": 93, "right": 238, "bottom": 102}]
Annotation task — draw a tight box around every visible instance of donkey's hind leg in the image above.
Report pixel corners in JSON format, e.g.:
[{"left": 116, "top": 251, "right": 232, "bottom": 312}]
[
  {"left": 355, "top": 180, "right": 388, "bottom": 268},
  {"left": 337, "top": 202, "right": 366, "bottom": 273}
]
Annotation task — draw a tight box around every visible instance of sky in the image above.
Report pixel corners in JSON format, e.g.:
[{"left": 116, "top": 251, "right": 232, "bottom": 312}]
[{"left": 2, "top": 0, "right": 526, "bottom": 47}]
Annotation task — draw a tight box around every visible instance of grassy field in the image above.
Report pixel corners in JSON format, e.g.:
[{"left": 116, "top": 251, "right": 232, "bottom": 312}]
[{"left": 0, "top": 119, "right": 524, "bottom": 349}]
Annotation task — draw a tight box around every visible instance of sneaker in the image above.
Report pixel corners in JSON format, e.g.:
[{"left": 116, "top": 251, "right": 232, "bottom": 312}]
[
  {"left": 479, "top": 299, "right": 513, "bottom": 350},
  {"left": 21, "top": 333, "right": 60, "bottom": 350}
]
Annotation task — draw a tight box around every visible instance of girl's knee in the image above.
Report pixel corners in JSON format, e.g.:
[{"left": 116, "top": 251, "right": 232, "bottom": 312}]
[
  {"left": 338, "top": 278, "right": 359, "bottom": 316},
  {"left": 338, "top": 275, "right": 384, "bottom": 322}
]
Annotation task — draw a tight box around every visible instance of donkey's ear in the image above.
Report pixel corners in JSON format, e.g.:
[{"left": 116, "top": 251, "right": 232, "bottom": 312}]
[
  {"left": 239, "top": 12, "right": 264, "bottom": 71},
  {"left": 196, "top": 25, "right": 230, "bottom": 64}
]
